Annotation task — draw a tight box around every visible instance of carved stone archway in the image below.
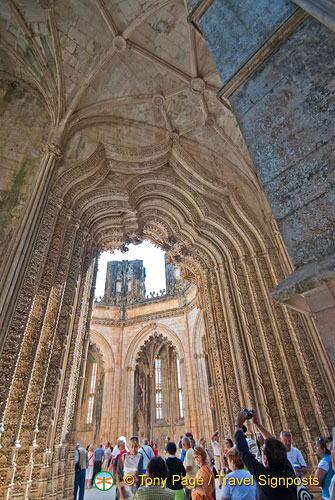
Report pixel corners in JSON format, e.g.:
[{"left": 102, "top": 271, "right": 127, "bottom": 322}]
[
  {"left": 133, "top": 332, "right": 181, "bottom": 445},
  {"left": 0, "top": 1, "right": 334, "bottom": 498},
  {"left": 0, "top": 137, "right": 334, "bottom": 498}
]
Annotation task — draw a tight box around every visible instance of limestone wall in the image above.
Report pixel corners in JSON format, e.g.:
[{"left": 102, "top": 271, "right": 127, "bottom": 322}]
[
  {"left": 73, "top": 291, "right": 214, "bottom": 451},
  {"left": 230, "top": 19, "right": 335, "bottom": 267},
  {"left": 0, "top": 80, "right": 50, "bottom": 267}
]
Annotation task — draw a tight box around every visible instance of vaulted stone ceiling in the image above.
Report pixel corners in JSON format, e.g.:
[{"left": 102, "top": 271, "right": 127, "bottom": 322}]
[
  {"left": 2, "top": 9, "right": 335, "bottom": 496},
  {"left": 0, "top": 0, "right": 271, "bottom": 255}
]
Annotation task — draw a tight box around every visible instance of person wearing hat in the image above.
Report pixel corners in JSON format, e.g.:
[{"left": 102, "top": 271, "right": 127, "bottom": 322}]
[{"left": 74, "top": 443, "right": 88, "bottom": 500}]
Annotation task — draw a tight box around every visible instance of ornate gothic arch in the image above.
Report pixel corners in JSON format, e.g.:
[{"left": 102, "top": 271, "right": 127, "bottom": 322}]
[
  {"left": 192, "top": 309, "right": 205, "bottom": 355},
  {"left": 124, "top": 322, "right": 186, "bottom": 370},
  {"left": 0, "top": 1, "right": 334, "bottom": 498},
  {"left": 89, "top": 329, "right": 116, "bottom": 372}
]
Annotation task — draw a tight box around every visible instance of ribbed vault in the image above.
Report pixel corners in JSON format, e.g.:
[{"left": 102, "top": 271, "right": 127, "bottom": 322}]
[{"left": 53, "top": 137, "right": 270, "bottom": 273}]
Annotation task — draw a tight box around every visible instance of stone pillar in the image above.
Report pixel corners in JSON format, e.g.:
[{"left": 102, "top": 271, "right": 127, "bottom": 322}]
[
  {"left": 183, "top": 310, "right": 199, "bottom": 436},
  {"left": 0, "top": 139, "right": 63, "bottom": 353},
  {"left": 198, "top": 268, "right": 240, "bottom": 437},
  {"left": 57, "top": 237, "right": 97, "bottom": 500},
  {"left": 222, "top": 193, "right": 334, "bottom": 462},
  {"left": 101, "top": 368, "right": 115, "bottom": 443},
  {"left": 0, "top": 188, "right": 98, "bottom": 500},
  {"left": 125, "top": 366, "right": 136, "bottom": 439},
  {"left": 193, "top": 353, "right": 213, "bottom": 441},
  {"left": 73, "top": 335, "right": 91, "bottom": 432}
]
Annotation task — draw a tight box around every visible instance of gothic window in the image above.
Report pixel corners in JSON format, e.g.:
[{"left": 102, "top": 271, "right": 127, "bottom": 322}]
[
  {"left": 176, "top": 355, "right": 184, "bottom": 419},
  {"left": 87, "top": 360, "right": 97, "bottom": 424},
  {"left": 155, "top": 353, "right": 162, "bottom": 419}
]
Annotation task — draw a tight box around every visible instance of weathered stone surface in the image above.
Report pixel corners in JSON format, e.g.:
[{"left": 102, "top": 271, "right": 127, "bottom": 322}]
[
  {"left": 0, "top": 80, "right": 50, "bottom": 267},
  {"left": 197, "top": 0, "right": 298, "bottom": 86},
  {"left": 0, "top": 1, "right": 334, "bottom": 497},
  {"left": 230, "top": 19, "right": 335, "bottom": 267}
]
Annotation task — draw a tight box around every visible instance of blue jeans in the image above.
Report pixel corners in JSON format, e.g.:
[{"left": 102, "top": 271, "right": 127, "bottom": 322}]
[{"left": 74, "top": 469, "right": 86, "bottom": 500}]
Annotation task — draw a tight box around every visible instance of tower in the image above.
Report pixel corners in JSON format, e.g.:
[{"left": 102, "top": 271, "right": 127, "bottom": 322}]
[{"left": 103, "top": 260, "right": 146, "bottom": 304}]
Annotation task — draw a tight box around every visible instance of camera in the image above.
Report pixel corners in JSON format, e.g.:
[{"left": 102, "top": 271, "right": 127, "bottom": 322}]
[{"left": 241, "top": 408, "right": 253, "bottom": 420}]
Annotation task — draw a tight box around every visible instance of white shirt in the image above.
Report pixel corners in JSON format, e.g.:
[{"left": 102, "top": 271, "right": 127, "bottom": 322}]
[
  {"left": 112, "top": 445, "right": 119, "bottom": 459},
  {"left": 318, "top": 457, "right": 330, "bottom": 472},
  {"left": 112, "top": 444, "right": 129, "bottom": 459},
  {"left": 287, "top": 446, "right": 307, "bottom": 468},
  {"left": 212, "top": 440, "right": 220, "bottom": 456}
]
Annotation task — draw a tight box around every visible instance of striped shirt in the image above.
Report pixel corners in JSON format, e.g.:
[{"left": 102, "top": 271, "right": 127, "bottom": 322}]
[{"left": 134, "top": 485, "right": 175, "bottom": 499}]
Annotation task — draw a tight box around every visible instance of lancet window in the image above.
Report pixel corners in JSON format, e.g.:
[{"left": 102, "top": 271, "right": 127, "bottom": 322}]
[
  {"left": 176, "top": 355, "right": 184, "bottom": 419},
  {"left": 87, "top": 360, "right": 97, "bottom": 424},
  {"left": 155, "top": 353, "right": 162, "bottom": 419}
]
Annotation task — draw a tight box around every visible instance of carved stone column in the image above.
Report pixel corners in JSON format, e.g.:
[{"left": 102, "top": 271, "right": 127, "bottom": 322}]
[
  {"left": 73, "top": 334, "right": 91, "bottom": 433},
  {"left": 100, "top": 368, "right": 114, "bottom": 442},
  {"left": 0, "top": 192, "right": 65, "bottom": 497},
  {"left": 216, "top": 262, "right": 256, "bottom": 411},
  {"left": 125, "top": 366, "right": 136, "bottom": 439},
  {"left": 225, "top": 193, "right": 335, "bottom": 464},
  {"left": 0, "top": 139, "right": 63, "bottom": 353},
  {"left": 56, "top": 238, "right": 97, "bottom": 500},
  {"left": 193, "top": 353, "right": 213, "bottom": 442},
  {"left": 198, "top": 267, "right": 240, "bottom": 437},
  {"left": 183, "top": 310, "right": 200, "bottom": 437},
  {"left": 7, "top": 206, "right": 78, "bottom": 500}
]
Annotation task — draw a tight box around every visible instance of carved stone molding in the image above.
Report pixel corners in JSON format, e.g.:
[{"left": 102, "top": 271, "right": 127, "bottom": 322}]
[
  {"left": 0, "top": 0, "right": 334, "bottom": 493},
  {"left": 152, "top": 94, "right": 165, "bottom": 108},
  {"left": 40, "top": 142, "right": 63, "bottom": 160},
  {"left": 112, "top": 36, "right": 127, "bottom": 52},
  {"left": 190, "top": 77, "right": 205, "bottom": 95},
  {"left": 39, "top": 0, "right": 55, "bottom": 9}
]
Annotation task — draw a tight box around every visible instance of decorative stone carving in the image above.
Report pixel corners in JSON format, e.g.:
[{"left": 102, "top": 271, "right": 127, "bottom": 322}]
[
  {"left": 205, "top": 114, "right": 216, "bottom": 127},
  {"left": 152, "top": 94, "right": 165, "bottom": 108},
  {"left": 169, "top": 132, "right": 179, "bottom": 143},
  {"left": 40, "top": 142, "right": 63, "bottom": 159},
  {"left": 112, "top": 36, "right": 127, "bottom": 52},
  {"left": 190, "top": 77, "right": 205, "bottom": 95},
  {"left": 39, "top": 0, "right": 55, "bottom": 8},
  {"left": 0, "top": 0, "right": 334, "bottom": 495}
]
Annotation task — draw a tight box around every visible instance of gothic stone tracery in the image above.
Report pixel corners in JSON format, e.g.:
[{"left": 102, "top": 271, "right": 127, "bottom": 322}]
[{"left": 0, "top": 1, "right": 334, "bottom": 498}]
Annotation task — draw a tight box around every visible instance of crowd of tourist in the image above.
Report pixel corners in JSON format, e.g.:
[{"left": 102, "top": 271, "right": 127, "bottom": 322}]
[{"left": 74, "top": 409, "right": 335, "bottom": 500}]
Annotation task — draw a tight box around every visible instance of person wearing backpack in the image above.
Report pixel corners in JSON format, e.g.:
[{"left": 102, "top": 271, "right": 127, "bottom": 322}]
[
  {"left": 139, "top": 438, "right": 154, "bottom": 474},
  {"left": 74, "top": 443, "right": 88, "bottom": 500},
  {"left": 166, "top": 441, "right": 186, "bottom": 500}
]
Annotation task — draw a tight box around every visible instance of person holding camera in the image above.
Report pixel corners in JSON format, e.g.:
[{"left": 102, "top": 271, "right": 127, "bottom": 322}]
[{"left": 235, "top": 409, "right": 297, "bottom": 499}]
